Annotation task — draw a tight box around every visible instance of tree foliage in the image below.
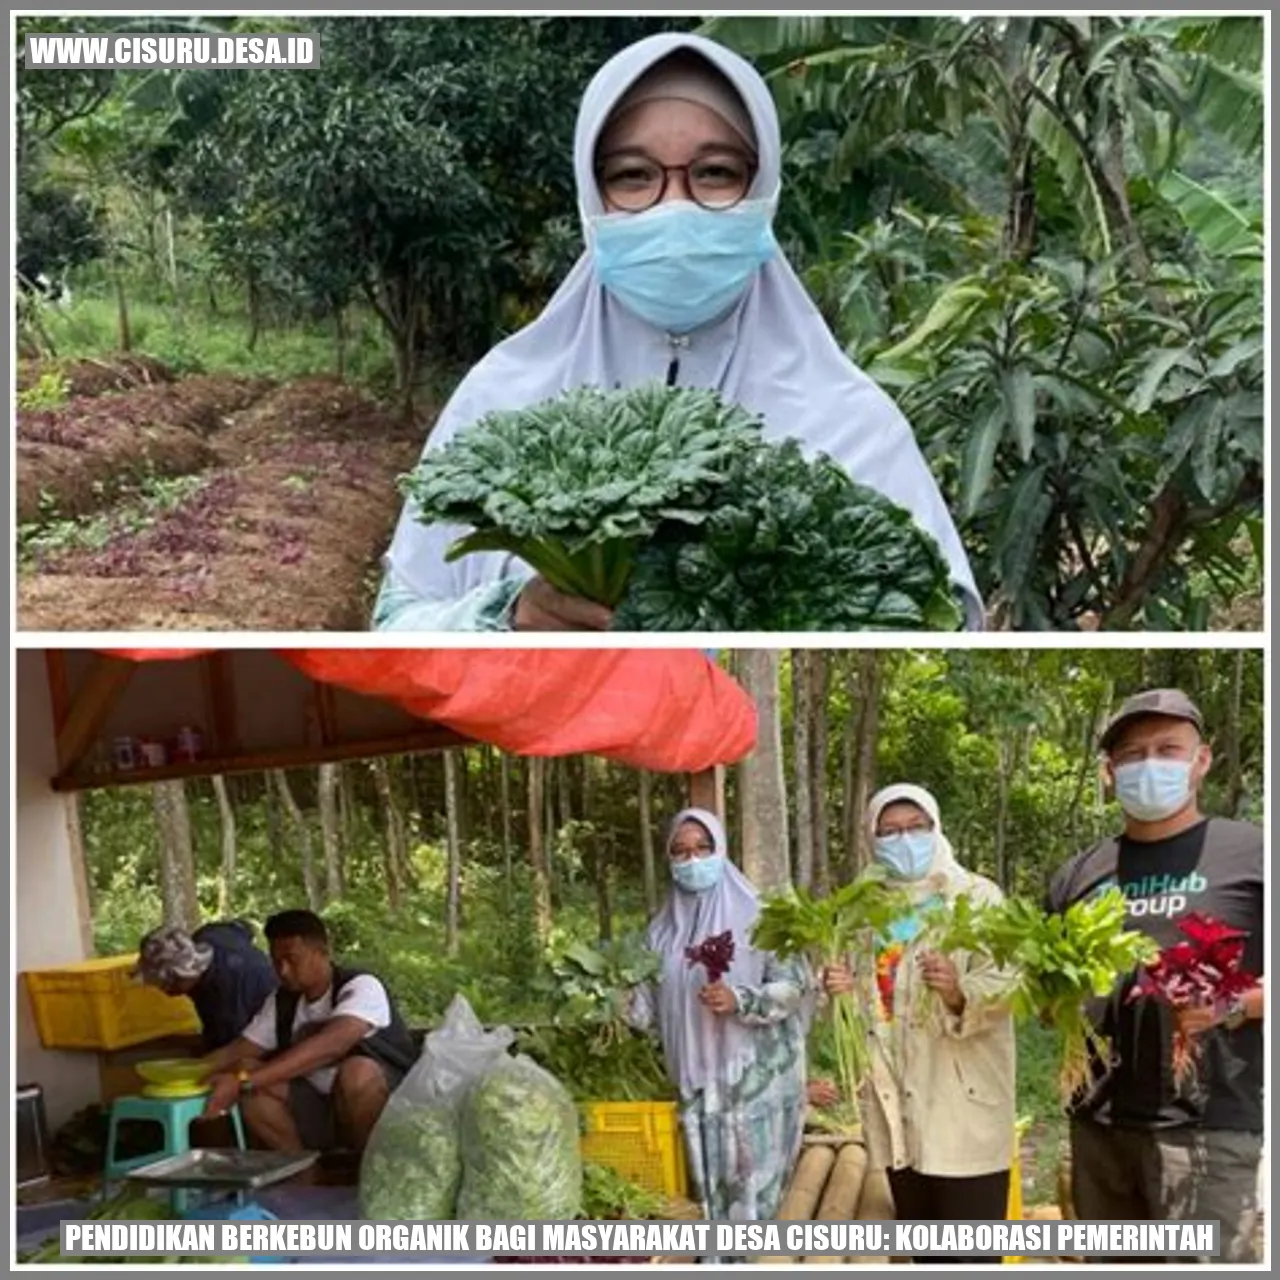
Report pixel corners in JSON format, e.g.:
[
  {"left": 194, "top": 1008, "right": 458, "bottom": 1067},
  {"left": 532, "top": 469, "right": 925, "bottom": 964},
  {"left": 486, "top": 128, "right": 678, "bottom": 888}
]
[{"left": 79, "top": 649, "right": 1262, "bottom": 1027}]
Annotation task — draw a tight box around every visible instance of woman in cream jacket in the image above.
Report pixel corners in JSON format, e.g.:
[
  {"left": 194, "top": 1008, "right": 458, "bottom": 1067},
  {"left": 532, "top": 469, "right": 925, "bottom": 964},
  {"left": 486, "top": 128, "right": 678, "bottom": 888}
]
[{"left": 824, "top": 783, "right": 1016, "bottom": 1263}]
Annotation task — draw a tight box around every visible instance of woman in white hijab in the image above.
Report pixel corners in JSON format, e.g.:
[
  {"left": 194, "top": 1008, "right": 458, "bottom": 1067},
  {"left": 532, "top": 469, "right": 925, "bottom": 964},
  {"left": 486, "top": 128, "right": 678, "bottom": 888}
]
[
  {"left": 823, "top": 784, "right": 1016, "bottom": 1263},
  {"left": 630, "top": 808, "right": 811, "bottom": 1248},
  {"left": 374, "top": 31, "right": 982, "bottom": 632}
]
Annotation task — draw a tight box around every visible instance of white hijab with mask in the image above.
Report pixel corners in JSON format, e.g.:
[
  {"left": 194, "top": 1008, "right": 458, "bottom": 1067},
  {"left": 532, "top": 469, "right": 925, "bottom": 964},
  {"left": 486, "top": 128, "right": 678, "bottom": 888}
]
[
  {"left": 645, "top": 807, "right": 771, "bottom": 1098},
  {"left": 866, "top": 783, "right": 982, "bottom": 905},
  {"left": 383, "top": 32, "right": 983, "bottom": 627}
]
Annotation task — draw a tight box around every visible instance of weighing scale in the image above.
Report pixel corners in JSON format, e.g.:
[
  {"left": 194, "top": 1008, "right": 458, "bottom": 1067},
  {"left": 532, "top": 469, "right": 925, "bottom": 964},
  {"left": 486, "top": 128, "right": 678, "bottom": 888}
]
[{"left": 126, "top": 1149, "right": 321, "bottom": 1263}]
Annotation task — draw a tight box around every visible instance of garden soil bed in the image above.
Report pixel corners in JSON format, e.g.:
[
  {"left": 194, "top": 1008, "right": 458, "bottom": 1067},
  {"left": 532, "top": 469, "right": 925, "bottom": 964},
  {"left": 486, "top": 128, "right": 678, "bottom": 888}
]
[
  {"left": 17, "top": 374, "right": 429, "bottom": 631},
  {"left": 17, "top": 353, "right": 175, "bottom": 398},
  {"left": 16, "top": 375, "right": 273, "bottom": 524}
]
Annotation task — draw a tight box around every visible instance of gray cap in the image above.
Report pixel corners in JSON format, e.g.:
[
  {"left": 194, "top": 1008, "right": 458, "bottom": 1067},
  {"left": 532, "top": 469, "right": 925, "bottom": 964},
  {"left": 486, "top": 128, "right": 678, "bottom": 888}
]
[
  {"left": 134, "top": 927, "right": 213, "bottom": 985},
  {"left": 1099, "top": 688, "right": 1205, "bottom": 753}
]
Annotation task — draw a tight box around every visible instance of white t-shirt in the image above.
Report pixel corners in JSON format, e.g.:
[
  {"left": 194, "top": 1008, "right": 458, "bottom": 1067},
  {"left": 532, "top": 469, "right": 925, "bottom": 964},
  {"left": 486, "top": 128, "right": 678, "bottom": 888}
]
[{"left": 242, "top": 974, "right": 391, "bottom": 1095}]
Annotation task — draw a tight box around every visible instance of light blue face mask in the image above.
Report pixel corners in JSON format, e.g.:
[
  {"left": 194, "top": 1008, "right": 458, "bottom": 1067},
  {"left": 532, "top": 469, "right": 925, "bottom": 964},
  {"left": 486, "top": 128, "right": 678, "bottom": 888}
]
[
  {"left": 873, "top": 831, "right": 935, "bottom": 881},
  {"left": 671, "top": 852, "right": 727, "bottom": 894},
  {"left": 1113, "top": 760, "right": 1193, "bottom": 822},
  {"left": 588, "top": 198, "right": 777, "bottom": 334}
]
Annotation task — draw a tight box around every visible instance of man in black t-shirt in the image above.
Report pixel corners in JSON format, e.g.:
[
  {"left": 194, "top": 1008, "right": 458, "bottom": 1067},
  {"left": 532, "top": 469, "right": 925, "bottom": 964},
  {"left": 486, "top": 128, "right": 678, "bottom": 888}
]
[{"left": 1047, "top": 688, "right": 1264, "bottom": 1264}]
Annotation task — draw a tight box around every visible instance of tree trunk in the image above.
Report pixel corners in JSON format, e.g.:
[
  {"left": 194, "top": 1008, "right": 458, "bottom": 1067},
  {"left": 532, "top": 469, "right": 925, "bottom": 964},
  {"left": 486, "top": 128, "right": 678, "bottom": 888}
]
[
  {"left": 592, "top": 837, "right": 614, "bottom": 943},
  {"left": 247, "top": 274, "right": 262, "bottom": 352},
  {"left": 336, "top": 763, "right": 353, "bottom": 850},
  {"left": 845, "top": 652, "right": 883, "bottom": 878},
  {"left": 1226, "top": 649, "right": 1245, "bottom": 816},
  {"left": 527, "top": 758, "right": 552, "bottom": 945},
  {"left": 444, "top": 751, "right": 462, "bottom": 957},
  {"left": 581, "top": 756, "right": 594, "bottom": 825},
  {"left": 736, "top": 651, "right": 791, "bottom": 893},
  {"left": 211, "top": 774, "right": 237, "bottom": 917},
  {"left": 556, "top": 758, "right": 573, "bottom": 834},
  {"left": 152, "top": 781, "right": 199, "bottom": 929},
  {"left": 993, "top": 741, "right": 1013, "bottom": 893},
  {"left": 114, "top": 264, "right": 132, "bottom": 353},
  {"left": 791, "top": 650, "right": 814, "bottom": 890},
  {"left": 317, "top": 763, "right": 343, "bottom": 900},
  {"left": 810, "top": 651, "right": 831, "bottom": 896},
  {"left": 335, "top": 306, "right": 348, "bottom": 380},
  {"left": 638, "top": 769, "right": 658, "bottom": 916},
  {"left": 500, "top": 753, "right": 514, "bottom": 899},
  {"left": 371, "top": 758, "right": 404, "bottom": 913},
  {"left": 273, "top": 769, "right": 319, "bottom": 910}
]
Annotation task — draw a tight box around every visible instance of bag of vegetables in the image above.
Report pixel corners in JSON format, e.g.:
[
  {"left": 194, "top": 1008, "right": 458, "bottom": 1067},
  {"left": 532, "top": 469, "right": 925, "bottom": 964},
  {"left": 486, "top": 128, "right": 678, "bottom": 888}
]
[
  {"left": 359, "top": 994, "right": 514, "bottom": 1221},
  {"left": 457, "top": 1054, "right": 584, "bottom": 1221}
]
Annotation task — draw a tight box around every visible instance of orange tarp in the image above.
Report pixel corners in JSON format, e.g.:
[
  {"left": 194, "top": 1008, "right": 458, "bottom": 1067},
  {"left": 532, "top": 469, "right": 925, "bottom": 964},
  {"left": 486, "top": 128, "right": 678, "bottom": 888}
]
[{"left": 100, "top": 649, "right": 757, "bottom": 773}]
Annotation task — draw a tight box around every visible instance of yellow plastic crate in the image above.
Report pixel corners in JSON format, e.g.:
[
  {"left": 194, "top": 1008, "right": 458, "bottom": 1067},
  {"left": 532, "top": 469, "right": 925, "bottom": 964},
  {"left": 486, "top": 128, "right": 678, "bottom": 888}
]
[
  {"left": 1003, "top": 1118, "right": 1032, "bottom": 1264},
  {"left": 23, "top": 954, "right": 201, "bottom": 1051},
  {"left": 580, "top": 1101, "right": 689, "bottom": 1201}
]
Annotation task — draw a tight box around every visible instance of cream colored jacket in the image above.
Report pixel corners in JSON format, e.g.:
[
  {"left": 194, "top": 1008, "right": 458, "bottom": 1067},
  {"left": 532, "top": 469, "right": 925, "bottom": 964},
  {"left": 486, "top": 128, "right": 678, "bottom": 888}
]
[{"left": 855, "top": 865, "right": 1018, "bottom": 1178}]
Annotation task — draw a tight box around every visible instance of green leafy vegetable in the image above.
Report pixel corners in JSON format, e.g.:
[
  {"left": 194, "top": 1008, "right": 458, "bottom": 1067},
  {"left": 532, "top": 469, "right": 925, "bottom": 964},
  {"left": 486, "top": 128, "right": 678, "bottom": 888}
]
[
  {"left": 400, "top": 383, "right": 762, "bottom": 606},
  {"left": 358, "top": 1103, "right": 462, "bottom": 1220},
  {"left": 582, "top": 1160, "right": 668, "bottom": 1220},
  {"left": 614, "top": 439, "right": 963, "bottom": 631},
  {"left": 752, "top": 874, "right": 911, "bottom": 1127},
  {"left": 457, "top": 1054, "right": 584, "bottom": 1220},
  {"left": 19, "top": 1187, "right": 247, "bottom": 1265},
  {"left": 518, "top": 935, "right": 674, "bottom": 1103},
  {"left": 401, "top": 382, "right": 962, "bottom": 630},
  {"left": 918, "top": 889, "right": 1159, "bottom": 1104}
]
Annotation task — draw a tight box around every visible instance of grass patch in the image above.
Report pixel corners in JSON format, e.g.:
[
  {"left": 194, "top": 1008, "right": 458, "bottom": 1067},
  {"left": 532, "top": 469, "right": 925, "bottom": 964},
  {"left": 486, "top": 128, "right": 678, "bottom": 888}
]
[
  {"left": 38, "top": 288, "right": 400, "bottom": 395},
  {"left": 1016, "top": 1018, "right": 1068, "bottom": 1208}
]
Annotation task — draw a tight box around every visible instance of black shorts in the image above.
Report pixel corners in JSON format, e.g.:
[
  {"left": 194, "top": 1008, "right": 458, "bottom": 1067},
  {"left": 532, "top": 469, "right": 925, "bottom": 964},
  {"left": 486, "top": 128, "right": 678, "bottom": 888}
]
[{"left": 287, "top": 1054, "right": 403, "bottom": 1151}]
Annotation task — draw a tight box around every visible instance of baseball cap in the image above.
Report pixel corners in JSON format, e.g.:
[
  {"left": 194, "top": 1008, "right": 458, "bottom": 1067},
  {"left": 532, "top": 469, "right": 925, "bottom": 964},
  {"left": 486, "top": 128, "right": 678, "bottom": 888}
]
[
  {"left": 1099, "top": 688, "right": 1205, "bottom": 753},
  {"left": 134, "top": 927, "right": 213, "bottom": 985}
]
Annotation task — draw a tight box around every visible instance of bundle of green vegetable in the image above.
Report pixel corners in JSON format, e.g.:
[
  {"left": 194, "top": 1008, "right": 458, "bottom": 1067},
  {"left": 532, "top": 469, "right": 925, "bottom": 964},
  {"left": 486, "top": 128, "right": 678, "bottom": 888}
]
[
  {"left": 457, "top": 1054, "right": 584, "bottom": 1220},
  {"left": 582, "top": 1161, "right": 669, "bottom": 1221},
  {"left": 400, "top": 383, "right": 962, "bottom": 631},
  {"left": 918, "top": 889, "right": 1159, "bottom": 1105},
  {"left": 613, "top": 440, "right": 962, "bottom": 631},
  {"left": 751, "top": 874, "right": 911, "bottom": 1127},
  {"left": 400, "top": 384, "right": 761, "bottom": 607},
  {"left": 518, "top": 936, "right": 674, "bottom": 1103},
  {"left": 19, "top": 1187, "right": 246, "bottom": 1265},
  {"left": 358, "top": 1103, "right": 462, "bottom": 1221}
]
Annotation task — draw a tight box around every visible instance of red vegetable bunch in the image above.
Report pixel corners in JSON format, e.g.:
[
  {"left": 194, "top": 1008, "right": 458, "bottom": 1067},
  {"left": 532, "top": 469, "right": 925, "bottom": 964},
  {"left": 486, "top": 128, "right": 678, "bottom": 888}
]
[
  {"left": 1128, "top": 912, "right": 1256, "bottom": 1086},
  {"left": 686, "top": 930, "right": 735, "bottom": 984}
]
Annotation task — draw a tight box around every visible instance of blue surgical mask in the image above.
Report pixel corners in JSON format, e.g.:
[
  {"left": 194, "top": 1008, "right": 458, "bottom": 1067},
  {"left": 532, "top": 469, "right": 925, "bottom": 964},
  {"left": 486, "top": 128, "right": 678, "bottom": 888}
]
[
  {"left": 1113, "top": 760, "right": 1193, "bottom": 822},
  {"left": 873, "top": 832, "right": 935, "bottom": 881},
  {"left": 588, "top": 198, "right": 776, "bottom": 334},
  {"left": 671, "top": 852, "right": 726, "bottom": 894}
]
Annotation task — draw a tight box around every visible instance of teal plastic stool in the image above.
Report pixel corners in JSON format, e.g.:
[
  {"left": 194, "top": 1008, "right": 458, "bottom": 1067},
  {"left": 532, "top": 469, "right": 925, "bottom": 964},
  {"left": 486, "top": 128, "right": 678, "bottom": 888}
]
[{"left": 105, "top": 1094, "right": 247, "bottom": 1212}]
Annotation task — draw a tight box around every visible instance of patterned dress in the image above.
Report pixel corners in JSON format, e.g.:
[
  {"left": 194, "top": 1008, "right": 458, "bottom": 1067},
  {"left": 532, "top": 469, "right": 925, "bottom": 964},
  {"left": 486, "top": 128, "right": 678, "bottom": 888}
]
[{"left": 633, "top": 952, "right": 810, "bottom": 1259}]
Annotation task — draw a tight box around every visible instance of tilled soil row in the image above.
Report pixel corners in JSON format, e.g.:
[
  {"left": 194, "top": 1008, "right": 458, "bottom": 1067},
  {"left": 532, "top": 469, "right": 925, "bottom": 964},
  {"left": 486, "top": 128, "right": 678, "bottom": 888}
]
[
  {"left": 17, "top": 375, "right": 274, "bottom": 524},
  {"left": 18, "top": 376, "right": 427, "bottom": 631}
]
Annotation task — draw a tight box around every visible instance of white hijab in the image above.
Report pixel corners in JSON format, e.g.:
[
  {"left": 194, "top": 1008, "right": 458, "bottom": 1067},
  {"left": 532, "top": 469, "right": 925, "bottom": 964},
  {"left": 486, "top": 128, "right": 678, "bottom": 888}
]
[
  {"left": 645, "top": 807, "right": 770, "bottom": 1097},
  {"left": 384, "top": 32, "right": 983, "bottom": 628},
  {"left": 866, "top": 782, "right": 978, "bottom": 903}
]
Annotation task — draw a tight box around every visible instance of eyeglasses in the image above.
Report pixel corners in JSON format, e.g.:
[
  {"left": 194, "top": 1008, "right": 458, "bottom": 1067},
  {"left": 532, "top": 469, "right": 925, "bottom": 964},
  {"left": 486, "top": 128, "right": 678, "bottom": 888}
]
[
  {"left": 1110, "top": 743, "right": 1197, "bottom": 767},
  {"left": 670, "top": 842, "right": 716, "bottom": 863},
  {"left": 596, "top": 148, "right": 757, "bottom": 213}
]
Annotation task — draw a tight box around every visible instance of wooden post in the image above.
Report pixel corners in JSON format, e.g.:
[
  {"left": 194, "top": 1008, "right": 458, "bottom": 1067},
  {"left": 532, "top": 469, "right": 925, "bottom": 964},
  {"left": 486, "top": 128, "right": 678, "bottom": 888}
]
[{"left": 688, "top": 766, "right": 726, "bottom": 818}]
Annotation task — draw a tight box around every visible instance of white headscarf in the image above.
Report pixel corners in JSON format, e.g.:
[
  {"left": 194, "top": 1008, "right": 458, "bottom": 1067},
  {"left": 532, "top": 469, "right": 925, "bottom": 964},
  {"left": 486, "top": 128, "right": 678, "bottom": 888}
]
[
  {"left": 866, "top": 782, "right": 978, "bottom": 903},
  {"left": 645, "top": 807, "right": 769, "bottom": 1097},
  {"left": 384, "top": 32, "right": 983, "bottom": 628}
]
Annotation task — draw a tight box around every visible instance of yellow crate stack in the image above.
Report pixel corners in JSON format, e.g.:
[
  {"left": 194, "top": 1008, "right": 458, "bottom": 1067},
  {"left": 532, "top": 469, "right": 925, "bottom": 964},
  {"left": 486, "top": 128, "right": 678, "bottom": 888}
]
[
  {"left": 581, "top": 1100, "right": 689, "bottom": 1201},
  {"left": 23, "top": 954, "right": 200, "bottom": 1051}
]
